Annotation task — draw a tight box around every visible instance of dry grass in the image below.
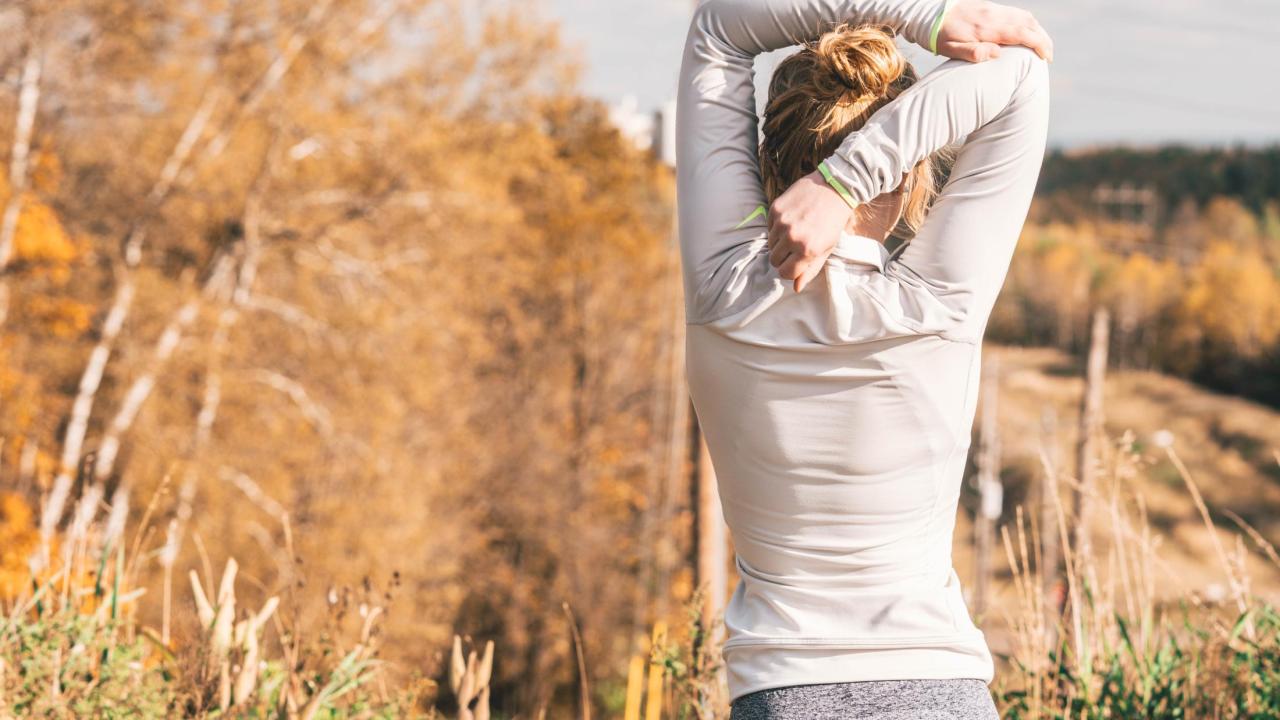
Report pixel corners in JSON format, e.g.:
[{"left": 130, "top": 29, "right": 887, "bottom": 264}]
[
  {"left": 0, "top": 482, "right": 447, "bottom": 718},
  {"left": 5, "top": 343, "right": 1280, "bottom": 718}
]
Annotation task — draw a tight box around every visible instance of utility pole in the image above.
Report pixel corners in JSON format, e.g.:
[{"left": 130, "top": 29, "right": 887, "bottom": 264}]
[
  {"left": 648, "top": 98, "right": 692, "bottom": 628},
  {"left": 1039, "top": 405, "right": 1063, "bottom": 645},
  {"left": 632, "top": 101, "right": 690, "bottom": 645},
  {"left": 1092, "top": 183, "right": 1161, "bottom": 258},
  {"left": 1092, "top": 183, "right": 1158, "bottom": 238},
  {"left": 1074, "top": 307, "right": 1110, "bottom": 569}
]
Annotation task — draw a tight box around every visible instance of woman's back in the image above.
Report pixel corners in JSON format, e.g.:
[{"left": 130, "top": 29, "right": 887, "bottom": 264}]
[
  {"left": 676, "top": 0, "right": 1050, "bottom": 705},
  {"left": 687, "top": 300, "right": 991, "bottom": 697}
]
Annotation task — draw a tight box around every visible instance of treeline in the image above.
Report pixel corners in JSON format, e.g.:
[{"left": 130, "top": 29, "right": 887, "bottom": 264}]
[
  {"left": 991, "top": 195, "right": 1280, "bottom": 406},
  {"left": 1034, "top": 144, "right": 1280, "bottom": 220},
  {"left": 991, "top": 145, "right": 1280, "bottom": 406}
]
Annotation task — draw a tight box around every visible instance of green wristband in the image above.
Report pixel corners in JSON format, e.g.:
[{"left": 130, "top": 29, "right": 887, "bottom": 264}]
[
  {"left": 929, "top": 0, "right": 956, "bottom": 55},
  {"left": 817, "top": 161, "right": 858, "bottom": 211}
]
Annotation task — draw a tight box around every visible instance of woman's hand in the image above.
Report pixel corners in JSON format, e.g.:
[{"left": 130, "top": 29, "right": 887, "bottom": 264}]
[
  {"left": 767, "top": 0, "right": 1052, "bottom": 293},
  {"left": 937, "top": 0, "right": 1053, "bottom": 63},
  {"left": 767, "top": 171, "right": 851, "bottom": 291}
]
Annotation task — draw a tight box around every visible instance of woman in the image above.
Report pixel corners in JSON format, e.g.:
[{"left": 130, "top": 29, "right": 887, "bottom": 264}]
[{"left": 675, "top": 0, "right": 1052, "bottom": 717}]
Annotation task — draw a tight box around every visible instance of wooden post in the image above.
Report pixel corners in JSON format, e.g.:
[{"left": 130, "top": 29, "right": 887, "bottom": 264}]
[
  {"left": 1039, "top": 405, "right": 1063, "bottom": 642},
  {"left": 973, "top": 355, "right": 1002, "bottom": 619},
  {"left": 1074, "top": 307, "right": 1110, "bottom": 566},
  {"left": 652, "top": 227, "right": 690, "bottom": 627},
  {"left": 623, "top": 649, "right": 645, "bottom": 720},
  {"left": 644, "top": 621, "right": 667, "bottom": 720}
]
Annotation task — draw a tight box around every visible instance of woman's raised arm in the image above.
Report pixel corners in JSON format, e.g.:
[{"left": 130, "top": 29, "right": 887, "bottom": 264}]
[
  {"left": 676, "top": 0, "right": 951, "bottom": 324},
  {"left": 820, "top": 45, "right": 1050, "bottom": 341}
]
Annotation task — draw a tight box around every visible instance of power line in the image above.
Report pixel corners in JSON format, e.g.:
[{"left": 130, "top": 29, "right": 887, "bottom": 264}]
[
  {"left": 1098, "top": 9, "right": 1275, "bottom": 45},
  {"left": 1070, "top": 80, "right": 1280, "bottom": 127}
]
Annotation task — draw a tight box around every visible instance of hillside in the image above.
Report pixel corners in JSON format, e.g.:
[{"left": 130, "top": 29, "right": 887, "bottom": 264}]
[
  {"left": 945, "top": 343, "right": 1280, "bottom": 663},
  {"left": 707, "top": 341, "right": 1280, "bottom": 644}
]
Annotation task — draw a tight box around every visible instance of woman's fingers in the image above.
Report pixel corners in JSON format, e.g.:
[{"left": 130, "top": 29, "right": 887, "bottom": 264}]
[
  {"left": 776, "top": 250, "right": 831, "bottom": 294},
  {"left": 768, "top": 221, "right": 798, "bottom": 270},
  {"left": 766, "top": 169, "right": 851, "bottom": 272},
  {"left": 941, "top": 40, "right": 1002, "bottom": 62},
  {"left": 771, "top": 240, "right": 814, "bottom": 278},
  {"left": 776, "top": 253, "right": 803, "bottom": 283},
  {"left": 1001, "top": 22, "right": 1053, "bottom": 61},
  {"left": 938, "top": 1, "right": 1054, "bottom": 63},
  {"left": 1029, "top": 21, "right": 1054, "bottom": 62},
  {"left": 793, "top": 258, "right": 826, "bottom": 293},
  {"left": 769, "top": 237, "right": 793, "bottom": 268}
]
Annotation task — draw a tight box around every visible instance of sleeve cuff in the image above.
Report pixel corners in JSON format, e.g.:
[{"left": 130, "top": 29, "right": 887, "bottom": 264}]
[
  {"left": 929, "top": 0, "right": 957, "bottom": 55},
  {"left": 818, "top": 161, "right": 859, "bottom": 211}
]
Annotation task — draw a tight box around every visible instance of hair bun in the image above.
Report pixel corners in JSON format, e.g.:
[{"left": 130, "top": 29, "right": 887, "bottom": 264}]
[
  {"left": 812, "top": 24, "right": 905, "bottom": 103},
  {"left": 759, "top": 22, "right": 932, "bottom": 212}
]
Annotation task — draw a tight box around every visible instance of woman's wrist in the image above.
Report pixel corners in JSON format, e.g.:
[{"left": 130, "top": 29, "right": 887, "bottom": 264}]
[
  {"left": 817, "top": 161, "right": 859, "bottom": 211},
  {"left": 929, "top": 0, "right": 958, "bottom": 55}
]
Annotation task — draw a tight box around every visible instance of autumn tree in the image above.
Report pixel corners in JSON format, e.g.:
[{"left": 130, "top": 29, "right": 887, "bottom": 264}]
[{"left": 2, "top": 1, "right": 681, "bottom": 716}]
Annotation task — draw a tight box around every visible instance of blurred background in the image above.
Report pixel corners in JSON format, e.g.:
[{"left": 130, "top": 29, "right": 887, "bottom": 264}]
[{"left": 1, "top": 0, "right": 1278, "bottom": 718}]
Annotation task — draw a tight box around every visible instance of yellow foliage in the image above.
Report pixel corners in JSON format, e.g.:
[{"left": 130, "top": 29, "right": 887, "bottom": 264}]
[
  {"left": 1178, "top": 241, "right": 1280, "bottom": 357},
  {"left": 11, "top": 194, "right": 77, "bottom": 265},
  {"left": 1100, "top": 252, "right": 1180, "bottom": 327},
  {"left": 21, "top": 294, "right": 93, "bottom": 337},
  {"left": 0, "top": 492, "right": 40, "bottom": 599},
  {"left": 0, "top": 493, "right": 134, "bottom": 618},
  {"left": 0, "top": 346, "right": 42, "bottom": 433},
  {"left": 1202, "top": 197, "right": 1261, "bottom": 249},
  {"left": 670, "top": 565, "right": 693, "bottom": 604},
  {"left": 29, "top": 146, "right": 63, "bottom": 194},
  {"left": 1022, "top": 237, "right": 1093, "bottom": 319}
]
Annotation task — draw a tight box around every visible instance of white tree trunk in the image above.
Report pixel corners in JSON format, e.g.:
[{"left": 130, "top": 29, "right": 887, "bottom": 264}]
[
  {"left": 43, "top": 279, "right": 135, "bottom": 546},
  {"left": 0, "top": 45, "right": 43, "bottom": 325},
  {"left": 92, "top": 255, "right": 234, "bottom": 485},
  {"left": 169, "top": 160, "right": 272, "bottom": 578}
]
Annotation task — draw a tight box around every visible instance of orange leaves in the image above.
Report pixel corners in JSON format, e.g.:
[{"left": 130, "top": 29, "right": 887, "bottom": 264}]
[
  {"left": 29, "top": 145, "right": 62, "bottom": 195},
  {"left": 0, "top": 146, "right": 73, "bottom": 271},
  {"left": 0, "top": 188, "right": 78, "bottom": 271},
  {"left": 0, "top": 492, "right": 40, "bottom": 599},
  {"left": 20, "top": 295, "right": 92, "bottom": 337},
  {"left": 1, "top": 189, "right": 92, "bottom": 339},
  {"left": 11, "top": 197, "right": 76, "bottom": 267},
  {"left": 1100, "top": 248, "right": 1180, "bottom": 331},
  {"left": 1001, "top": 201, "right": 1280, "bottom": 383},
  {"left": 1177, "top": 240, "right": 1280, "bottom": 359}
]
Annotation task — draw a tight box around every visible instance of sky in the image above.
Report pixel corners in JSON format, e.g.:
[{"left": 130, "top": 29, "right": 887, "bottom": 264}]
[{"left": 542, "top": 0, "right": 1280, "bottom": 149}]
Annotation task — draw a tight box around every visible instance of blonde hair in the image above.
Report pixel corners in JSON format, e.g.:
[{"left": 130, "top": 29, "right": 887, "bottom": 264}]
[{"left": 759, "top": 23, "right": 946, "bottom": 234}]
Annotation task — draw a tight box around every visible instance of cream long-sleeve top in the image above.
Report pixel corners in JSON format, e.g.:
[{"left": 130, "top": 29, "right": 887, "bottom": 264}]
[{"left": 675, "top": 0, "right": 1050, "bottom": 703}]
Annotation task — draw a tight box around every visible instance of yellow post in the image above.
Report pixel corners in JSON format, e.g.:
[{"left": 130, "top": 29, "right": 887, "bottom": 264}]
[
  {"left": 623, "top": 654, "right": 645, "bottom": 720},
  {"left": 644, "top": 620, "right": 667, "bottom": 720}
]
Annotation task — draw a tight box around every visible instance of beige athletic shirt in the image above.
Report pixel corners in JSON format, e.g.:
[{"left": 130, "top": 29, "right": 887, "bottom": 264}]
[{"left": 675, "top": 0, "right": 1050, "bottom": 702}]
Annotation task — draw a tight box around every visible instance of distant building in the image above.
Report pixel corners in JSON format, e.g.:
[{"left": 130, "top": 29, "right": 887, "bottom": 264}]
[
  {"left": 653, "top": 99, "right": 677, "bottom": 168},
  {"left": 608, "top": 95, "right": 656, "bottom": 153},
  {"left": 608, "top": 95, "right": 678, "bottom": 168}
]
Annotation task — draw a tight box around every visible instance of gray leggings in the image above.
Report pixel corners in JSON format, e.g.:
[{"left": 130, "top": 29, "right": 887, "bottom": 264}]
[{"left": 730, "top": 678, "right": 999, "bottom": 720}]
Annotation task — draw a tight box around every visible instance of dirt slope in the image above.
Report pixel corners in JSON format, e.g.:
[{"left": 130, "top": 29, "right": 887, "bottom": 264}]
[{"left": 948, "top": 344, "right": 1280, "bottom": 657}]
